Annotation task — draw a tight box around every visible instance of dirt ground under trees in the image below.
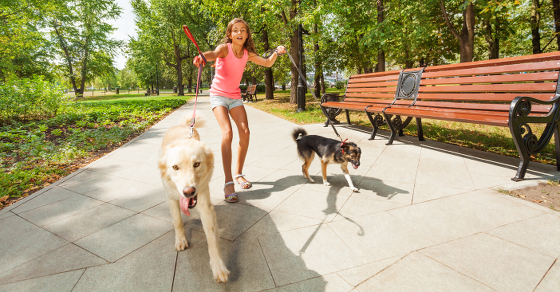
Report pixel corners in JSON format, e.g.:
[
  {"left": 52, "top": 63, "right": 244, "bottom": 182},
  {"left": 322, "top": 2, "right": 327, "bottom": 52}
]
[{"left": 503, "top": 181, "right": 560, "bottom": 212}]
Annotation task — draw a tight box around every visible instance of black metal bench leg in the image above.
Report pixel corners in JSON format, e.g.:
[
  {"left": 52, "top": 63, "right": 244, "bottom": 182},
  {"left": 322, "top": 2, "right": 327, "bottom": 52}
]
[
  {"left": 510, "top": 125, "right": 530, "bottom": 181},
  {"left": 345, "top": 110, "right": 351, "bottom": 125},
  {"left": 555, "top": 123, "right": 560, "bottom": 172},
  {"left": 366, "top": 112, "right": 378, "bottom": 140},
  {"left": 416, "top": 118, "right": 424, "bottom": 141},
  {"left": 383, "top": 112, "right": 397, "bottom": 145}
]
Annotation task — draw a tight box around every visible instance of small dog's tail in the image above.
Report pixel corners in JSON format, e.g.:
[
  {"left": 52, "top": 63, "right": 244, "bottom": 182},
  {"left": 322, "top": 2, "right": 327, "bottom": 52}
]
[
  {"left": 179, "top": 111, "right": 206, "bottom": 127},
  {"left": 292, "top": 128, "right": 308, "bottom": 142}
]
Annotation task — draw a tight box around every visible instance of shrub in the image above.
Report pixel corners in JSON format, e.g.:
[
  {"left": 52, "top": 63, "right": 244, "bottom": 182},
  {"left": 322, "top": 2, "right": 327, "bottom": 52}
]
[
  {"left": 256, "top": 84, "right": 265, "bottom": 92},
  {"left": 0, "top": 76, "right": 66, "bottom": 124},
  {"left": 335, "top": 81, "right": 346, "bottom": 90},
  {"left": 239, "top": 85, "right": 247, "bottom": 91}
]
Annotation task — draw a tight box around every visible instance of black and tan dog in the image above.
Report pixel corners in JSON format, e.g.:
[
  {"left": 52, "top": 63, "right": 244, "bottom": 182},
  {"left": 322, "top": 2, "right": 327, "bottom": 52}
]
[{"left": 292, "top": 128, "right": 361, "bottom": 192}]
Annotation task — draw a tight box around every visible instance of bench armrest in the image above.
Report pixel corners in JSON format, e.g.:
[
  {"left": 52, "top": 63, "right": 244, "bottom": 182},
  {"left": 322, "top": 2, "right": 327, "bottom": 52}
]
[{"left": 510, "top": 95, "right": 560, "bottom": 121}]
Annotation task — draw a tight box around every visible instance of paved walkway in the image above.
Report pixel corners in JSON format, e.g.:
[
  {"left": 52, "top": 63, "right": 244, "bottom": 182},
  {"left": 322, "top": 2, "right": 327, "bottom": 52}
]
[{"left": 1, "top": 96, "right": 560, "bottom": 291}]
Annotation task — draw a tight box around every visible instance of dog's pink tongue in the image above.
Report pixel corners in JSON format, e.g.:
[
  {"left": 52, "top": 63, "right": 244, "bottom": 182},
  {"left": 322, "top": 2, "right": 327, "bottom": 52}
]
[{"left": 179, "top": 196, "right": 191, "bottom": 216}]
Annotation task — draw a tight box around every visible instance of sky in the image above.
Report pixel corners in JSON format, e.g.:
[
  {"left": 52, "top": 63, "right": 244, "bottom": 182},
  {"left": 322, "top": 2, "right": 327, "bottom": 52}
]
[{"left": 109, "top": 0, "right": 137, "bottom": 70}]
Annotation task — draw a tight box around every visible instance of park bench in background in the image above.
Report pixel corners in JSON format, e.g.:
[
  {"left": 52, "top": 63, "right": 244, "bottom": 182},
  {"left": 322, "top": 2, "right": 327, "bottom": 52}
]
[
  {"left": 322, "top": 51, "right": 560, "bottom": 181},
  {"left": 242, "top": 84, "right": 257, "bottom": 102}
]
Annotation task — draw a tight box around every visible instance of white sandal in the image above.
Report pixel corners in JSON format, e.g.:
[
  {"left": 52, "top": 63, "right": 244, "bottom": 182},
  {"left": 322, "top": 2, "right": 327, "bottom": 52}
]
[
  {"left": 223, "top": 181, "right": 238, "bottom": 203},
  {"left": 234, "top": 174, "right": 252, "bottom": 189}
]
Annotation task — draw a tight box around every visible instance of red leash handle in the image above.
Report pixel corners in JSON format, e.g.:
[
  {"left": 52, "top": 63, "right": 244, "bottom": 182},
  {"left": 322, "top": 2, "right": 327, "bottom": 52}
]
[
  {"left": 183, "top": 25, "right": 207, "bottom": 63},
  {"left": 182, "top": 24, "right": 207, "bottom": 130}
]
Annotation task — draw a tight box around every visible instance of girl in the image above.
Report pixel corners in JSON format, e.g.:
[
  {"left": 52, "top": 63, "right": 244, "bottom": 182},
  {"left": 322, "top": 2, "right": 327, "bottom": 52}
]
[{"left": 193, "top": 18, "right": 286, "bottom": 203}]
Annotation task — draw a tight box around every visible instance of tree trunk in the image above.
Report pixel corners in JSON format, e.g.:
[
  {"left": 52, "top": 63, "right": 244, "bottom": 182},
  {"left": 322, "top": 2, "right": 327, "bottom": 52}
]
[
  {"left": 554, "top": 0, "right": 560, "bottom": 50},
  {"left": 376, "top": 0, "right": 386, "bottom": 72},
  {"left": 53, "top": 23, "right": 78, "bottom": 94},
  {"left": 262, "top": 27, "right": 274, "bottom": 100},
  {"left": 289, "top": 0, "right": 299, "bottom": 104},
  {"left": 484, "top": 19, "right": 500, "bottom": 59},
  {"left": 313, "top": 23, "right": 322, "bottom": 98},
  {"left": 320, "top": 74, "right": 325, "bottom": 94},
  {"left": 440, "top": 0, "right": 475, "bottom": 63},
  {"left": 79, "top": 39, "right": 89, "bottom": 96},
  {"left": 532, "top": 0, "right": 542, "bottom": 54},
  {"left": 173, "top": 41, "right": 185, "bottom": 96}
]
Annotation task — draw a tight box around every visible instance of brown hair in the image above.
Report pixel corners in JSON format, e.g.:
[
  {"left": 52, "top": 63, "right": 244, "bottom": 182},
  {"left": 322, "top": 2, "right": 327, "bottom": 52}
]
[{"left": 221, "top": 18, "right": 256, "bottom": 54}]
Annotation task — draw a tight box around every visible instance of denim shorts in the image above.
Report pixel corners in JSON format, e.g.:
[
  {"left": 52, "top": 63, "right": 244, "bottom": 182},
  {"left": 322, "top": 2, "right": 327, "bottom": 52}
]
[{"left": 210, "top": 95, "right": 244, "bottom": 110}]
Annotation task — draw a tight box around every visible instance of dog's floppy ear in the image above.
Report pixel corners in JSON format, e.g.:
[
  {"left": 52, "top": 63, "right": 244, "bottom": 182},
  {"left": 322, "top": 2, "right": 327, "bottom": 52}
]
[
  {"left": 204, "top": 144, "right": 214, "bottom": 172},
  {"left": 158, "top": 148, "right": 169, "bottom": 176}
]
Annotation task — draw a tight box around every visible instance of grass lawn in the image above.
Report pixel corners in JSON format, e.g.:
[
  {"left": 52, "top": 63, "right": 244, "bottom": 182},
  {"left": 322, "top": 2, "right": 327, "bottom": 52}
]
[
  {"left": 0, "top": 94, "right": 192, "bottom": 208},
  {"left": 249, "top": 89, "right": 556, "bottom": 166}
]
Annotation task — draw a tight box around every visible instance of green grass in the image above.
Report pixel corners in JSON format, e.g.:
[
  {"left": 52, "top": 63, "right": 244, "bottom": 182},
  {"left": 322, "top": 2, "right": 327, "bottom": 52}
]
[
  {"left": 0, "top": 96, "right": 189, "bottom": 201},
  {"left": 249, "top": 89, "right": 556, "bottom": 166}
]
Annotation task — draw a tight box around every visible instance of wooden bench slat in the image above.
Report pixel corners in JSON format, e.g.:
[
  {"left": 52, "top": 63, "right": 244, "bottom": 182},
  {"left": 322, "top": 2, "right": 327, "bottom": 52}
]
[
  {"left": 423, "top": 60, "right": 560, "bottom": 78},
  {"left": 425, "top": 51, "right": 560, "bottom": 72},
  {"left": 347, "top": 87, "right": 397, "bottom": 93},
  {"left": 416, "top": 93, "right": 555, "bottom": 102},
  {"left": 383, "top": 107, "right": 511, "bottom": 127},
  {"left": 347, "top": 81, "right": 399, "bottom": 88},
  {"left": 419, "top": 83, "right": 557, "bottom": 93},
  {"left": 421, "top": 72, "right": 559, "bottom": 85},
  {"left": 349, "top": 74, "right": 401, "bottom": 83},
  {"left": 345, "top": 93, "right": 396, "bottom": 98}
]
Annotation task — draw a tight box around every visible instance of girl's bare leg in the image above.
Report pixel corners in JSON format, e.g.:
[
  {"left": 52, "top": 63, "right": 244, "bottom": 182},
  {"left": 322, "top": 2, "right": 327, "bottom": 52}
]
[
  {"left": 229, "top": 106, "right": 250, "bottom": 184},
  {"left": 212, "top": 106, "right": 235, "bottom": 195}
]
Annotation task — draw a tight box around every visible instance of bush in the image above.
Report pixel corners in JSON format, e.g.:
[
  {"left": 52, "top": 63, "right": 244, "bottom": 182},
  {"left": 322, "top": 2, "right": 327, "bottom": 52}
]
[
  {"left": 256, "top": 84, "right": 265, "bottom": 92},
  {"left": 0, "top": 76, "right": 66, "bottom": 124},
  {"left": 335, "top": 80, "right": 346, "bottom": 90},
  {"left": 239, "top": 85, "right": 247, "bottom": 91}
]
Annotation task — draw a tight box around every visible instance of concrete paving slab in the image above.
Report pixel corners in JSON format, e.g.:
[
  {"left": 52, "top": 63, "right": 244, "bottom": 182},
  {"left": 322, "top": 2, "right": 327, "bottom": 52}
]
[
  {"left": 0, "top": 243, "right": 106, "bottom": 285},
  {"left": 366, "top": 155, "right": 419, "bottom": 184},
  {"left": 73, "top": 251, "right": 176, "bottom": 292},
  {"left": 258, "top": 224, "right": 363, "bottom": 287},
  {"left": 416, "top": 158, "right": 476, "bottom": 189},
  {"left": 74, "top": 213, "right": 171, "bottom": 262},
  {"left": 327, "top": 211, "right": 434, "bottom": 263},
  {"left": 356, "top": 252, "right": 495, "bottom": 292},
  {"left": 0, "top": 270, "right": 83, "bottom": 292},
  {"left": 534, "top": 258, "right": 560, "bottom": 292},
  {"left": 241, "top": 210, "right": 323, "bottom": 239},
  {"left": 0, "top": 216, "right": 68, "bottom": 274},
  {"left": 173, "top": 233, "right": 275, "bottom": 292},
  {"left": 336, "top": 195, "right": 408, "bottom": 219},
  {"left": 234, "top": 184, "right": 302, "bottom": 211},
  {"left": 412, "top": 183, "right": 469, "bottom": 204},
  {"left": 336, "top": 255, "right": 403, "bottom": 286},
  {"left": 16, "top": 191, "right": 104, "bottom": 227},
  {"left": 43, "top": 203, "right": 135, "bottom": 242},
  {"left": 108, "top": 184, "right": 166, "bottom": 212},
  {"left": 421, "top": 233, "right": 555, "bottom": 292},
  {"left": 264, "top": 273, "right": 353, "bottom": 292},
  {"left": 388, "top": 189, "right": 545, "bottom": 244},
  {"left": 274, "top": 188, "right": 350, "bottom": 221},
  {"left": 354, "top": 177, "right": 414, "bottom": 204},
  {"left": 488, "top": 213, "right": 560, "bottom": 258},
  {"left": 10, "top": 187, "right": 77, "bottom": 214}
]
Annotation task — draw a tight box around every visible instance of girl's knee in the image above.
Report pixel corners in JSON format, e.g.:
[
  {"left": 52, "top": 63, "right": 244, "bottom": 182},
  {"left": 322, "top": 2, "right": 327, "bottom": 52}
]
[{"left": 222, "top": 129, "right": 234, "bottom": 142}]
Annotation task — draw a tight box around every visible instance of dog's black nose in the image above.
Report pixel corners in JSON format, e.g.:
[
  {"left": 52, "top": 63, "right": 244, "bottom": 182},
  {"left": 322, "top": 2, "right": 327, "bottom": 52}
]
[{"left": 183, "top": 187, "right": 196, "bottom": 197}]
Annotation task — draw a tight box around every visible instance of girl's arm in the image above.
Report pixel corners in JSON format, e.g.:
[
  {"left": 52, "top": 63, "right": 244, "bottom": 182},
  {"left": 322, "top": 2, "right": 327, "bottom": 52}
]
[
  {"left": 248, "top": 46, "right": 286, "bottom": 67},
  {"left": 193, "top": 44, "right": 228, "bottom": 67}
]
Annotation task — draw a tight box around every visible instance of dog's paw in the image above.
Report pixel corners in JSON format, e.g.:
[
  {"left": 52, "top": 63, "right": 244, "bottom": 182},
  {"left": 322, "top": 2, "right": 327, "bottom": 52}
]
[
  {"left": 175, "top": 235, "right": 189, "bottom": 251},
  {"left": 308, "top": 177, "right": 315, "bottom": 183},
  {"left": 351, "top": 187, "right": 359, "bottom": 192},
  {"left": 211, "top": 258, "right": 230, "bottom": 283},
  {"left": 323, "top": 181, "right": 331, "bottom": 186}
]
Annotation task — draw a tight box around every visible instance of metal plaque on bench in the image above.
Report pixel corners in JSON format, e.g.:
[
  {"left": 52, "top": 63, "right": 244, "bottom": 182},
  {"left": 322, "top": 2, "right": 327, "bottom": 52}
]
[{"left": 395, "top": 68, "right": 424, "bottom": 102}]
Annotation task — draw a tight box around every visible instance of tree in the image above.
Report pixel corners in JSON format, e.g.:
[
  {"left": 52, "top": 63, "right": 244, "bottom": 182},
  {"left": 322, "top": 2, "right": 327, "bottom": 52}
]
[
  {"left": 440, "top": 0, "right": 476, "bottom": 62},
  {"left": 46, "top": 0, "right": 122, "bottom": 95}
]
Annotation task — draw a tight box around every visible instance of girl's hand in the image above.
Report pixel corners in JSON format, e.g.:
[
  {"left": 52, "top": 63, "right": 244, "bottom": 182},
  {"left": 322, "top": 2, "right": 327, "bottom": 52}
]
[
  {"left": 193, "top": 55, "right": 205, "bottom": 67},
  {"left": 276, "top": 46, "right": 286, "bottom": 55}
]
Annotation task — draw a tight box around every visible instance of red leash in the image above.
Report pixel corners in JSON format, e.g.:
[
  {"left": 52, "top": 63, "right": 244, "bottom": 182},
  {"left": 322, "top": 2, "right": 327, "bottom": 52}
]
[{"left": 183, "top": 25, "right": 207, "bottom": 136}]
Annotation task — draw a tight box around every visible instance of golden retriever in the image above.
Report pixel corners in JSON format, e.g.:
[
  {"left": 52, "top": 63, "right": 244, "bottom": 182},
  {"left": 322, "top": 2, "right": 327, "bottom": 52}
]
[{"left": 158, "top": 112, "right": 229, "bottom": 283}]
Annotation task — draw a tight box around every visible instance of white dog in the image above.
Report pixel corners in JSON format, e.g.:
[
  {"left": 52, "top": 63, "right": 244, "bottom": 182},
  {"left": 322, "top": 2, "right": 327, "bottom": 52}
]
[{"left": 158, "top": 112, "right": 229, "bottom": 283}]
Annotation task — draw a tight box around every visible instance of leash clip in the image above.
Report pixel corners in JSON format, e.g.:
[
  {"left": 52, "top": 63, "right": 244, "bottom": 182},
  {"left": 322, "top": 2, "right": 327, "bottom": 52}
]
[
  {"left": 188, "top": 123, "right": 195, "bottom": 138},
  {"left": 340, "top": 139, "right": 348, "bottom": 154}
]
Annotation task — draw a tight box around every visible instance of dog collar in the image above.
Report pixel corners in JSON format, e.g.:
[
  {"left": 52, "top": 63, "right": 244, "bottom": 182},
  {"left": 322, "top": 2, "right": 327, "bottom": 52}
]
[{"left": 340, "top": 139, "right": 348, "bottom": 154}]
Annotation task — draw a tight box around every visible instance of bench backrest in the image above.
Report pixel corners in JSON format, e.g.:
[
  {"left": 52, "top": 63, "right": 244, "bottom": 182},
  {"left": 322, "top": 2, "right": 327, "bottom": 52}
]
[
  {"left": 247, "top": 84, "right": 257, "bottom": 93},
  {"left": 344, "top": 70, "right": 402, "bottom": 105},
  {"left": 416, "top": 51, "right": 560, "bottom": 105}
]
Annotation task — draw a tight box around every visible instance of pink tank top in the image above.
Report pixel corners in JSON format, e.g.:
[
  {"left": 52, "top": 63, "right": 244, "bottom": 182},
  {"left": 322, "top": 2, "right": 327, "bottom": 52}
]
[{"left": 209, "top": 43, "right": 248, "bottom": 99}]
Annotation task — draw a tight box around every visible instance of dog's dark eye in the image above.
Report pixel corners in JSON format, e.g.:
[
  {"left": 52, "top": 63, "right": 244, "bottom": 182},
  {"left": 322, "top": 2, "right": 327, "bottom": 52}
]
[
  {"left": 172, "top": 165, "right": 179, "bottom": 170},
  {"left": 194, "top": 162, "right": 200, "bottom": 168}
]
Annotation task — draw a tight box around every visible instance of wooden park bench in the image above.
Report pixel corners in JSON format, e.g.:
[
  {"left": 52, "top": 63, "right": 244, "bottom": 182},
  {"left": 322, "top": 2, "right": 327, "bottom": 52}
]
[
  {"left": 242, "top": 84, "right": 258, "bottom": 102},
  {"left": 321, "top": 51, "right": 560, "bottom": 181}
]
